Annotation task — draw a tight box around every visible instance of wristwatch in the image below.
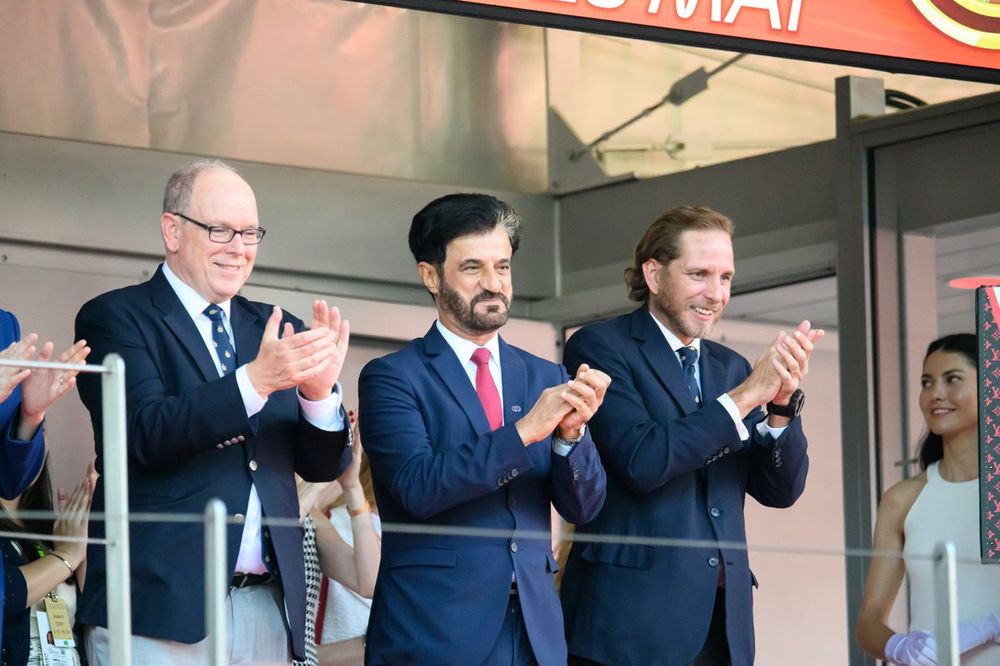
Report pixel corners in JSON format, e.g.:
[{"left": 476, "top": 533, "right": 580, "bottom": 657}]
[{"left": 768, "top": 389, "right": 805, "bottom": 418}]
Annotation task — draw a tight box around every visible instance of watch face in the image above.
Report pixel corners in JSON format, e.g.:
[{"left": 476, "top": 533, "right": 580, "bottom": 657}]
[{"left": 910, "top": 0, "right": 1000, "bottom": 49}]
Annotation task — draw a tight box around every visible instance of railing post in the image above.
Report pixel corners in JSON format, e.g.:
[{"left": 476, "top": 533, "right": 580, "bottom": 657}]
[
  {"left": 933, "top": 541, "right": 959, "bottom": 666},
  {"left": 101, "top": 354, "right": 131, "bottom": 666},
  {"left": 204, "top": 499, "right": 228, "bottom": 665}
]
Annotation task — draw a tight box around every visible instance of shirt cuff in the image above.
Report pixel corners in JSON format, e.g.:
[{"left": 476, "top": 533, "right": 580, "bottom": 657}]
[
  {"left": 236, "top": 365, "right": 267, "bottom": 418},
  {"left": 718, "top": 394, "right": 750, "bottom": 441},
  {"left": 552, "top": 424, "right": 585, "bottom": 457},
  {"left": 297, "top": 383, "right": 346, "bottom": 432},
  {"left": 756, "top": 420, "right": 788, "bottom": 440}
]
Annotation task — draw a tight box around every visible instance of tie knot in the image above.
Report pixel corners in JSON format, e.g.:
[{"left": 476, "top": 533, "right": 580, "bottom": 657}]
[
  {"left": 203, "top": 305, "right": 225, "bottom": 322},
  {"left": 471, "top": 348, "right": 492, "bottom": 367},
  {"left": 677, "top": 346, "right": 698, "bottom": 370}
]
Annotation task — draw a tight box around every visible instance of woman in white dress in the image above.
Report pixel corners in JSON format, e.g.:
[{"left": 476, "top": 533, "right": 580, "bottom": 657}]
[{"left": 857, "top": 334, "right": 1000, "bottom": 665}]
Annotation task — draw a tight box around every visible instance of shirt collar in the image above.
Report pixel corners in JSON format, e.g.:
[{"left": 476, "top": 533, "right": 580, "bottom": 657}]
[
  {"left": 162, "top": 261, "right": 232, "bottom": 322},
  {"left": 435, "top": 320, "right": 501, "bottom": 367},
  {"left": 647, "top": 309, "right": 701, "bottom": 356}
]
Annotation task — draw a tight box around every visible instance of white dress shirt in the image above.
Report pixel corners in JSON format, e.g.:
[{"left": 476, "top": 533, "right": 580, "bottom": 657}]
[
  {"left": 162, "top": 262, "right": 345, "bottom": 574},
  {"left": 435, "top": 321, "right": 574, "bottom": 455}
]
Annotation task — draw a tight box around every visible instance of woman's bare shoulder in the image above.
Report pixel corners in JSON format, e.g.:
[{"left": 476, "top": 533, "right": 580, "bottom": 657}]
[{"left": 879, "top": 473, "right": 927, "bottom": 518}]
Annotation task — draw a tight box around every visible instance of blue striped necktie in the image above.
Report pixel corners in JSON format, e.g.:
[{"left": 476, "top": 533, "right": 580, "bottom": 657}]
[
  {"left": 676, "top": 346, "right": 701, "bottom": 405},
  {"left": 203, "top": 306, "right": 236, "bottom": 376}
]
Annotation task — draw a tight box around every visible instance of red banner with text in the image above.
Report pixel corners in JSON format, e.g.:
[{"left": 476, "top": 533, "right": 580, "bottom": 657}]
[{"left": 455, "top": 0, "right": 999, "bottom": 73}]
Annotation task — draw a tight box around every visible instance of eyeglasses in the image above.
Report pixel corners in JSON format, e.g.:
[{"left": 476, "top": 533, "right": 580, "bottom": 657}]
[{"left": 171, "top": 212, "right": 267, "bottom": 245}]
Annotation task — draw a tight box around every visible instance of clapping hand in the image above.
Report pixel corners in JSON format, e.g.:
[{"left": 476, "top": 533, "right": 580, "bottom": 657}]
[
  {"left": 247, "top": 305, "right": 339, "bottom": 398},
  {"left": 19, "top": 338, "right": 90, "bottom": 432},
  {"left": 769, "top": 320, "right": 824, "bottom": 405},
  {"left": 298, "top": 300, "right": 350, "bottom": 402},
  {"left": 556, "top": 365, "right": 611, "bottom": 441},
  {"left": 0, "top": 334, "right": 37, "bottom": 403},
  {"left": 53, "top": 479, "right": 93, "bottom": 573}
]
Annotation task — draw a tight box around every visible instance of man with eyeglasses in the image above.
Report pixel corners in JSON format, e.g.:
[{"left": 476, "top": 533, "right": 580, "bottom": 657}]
[{"left": 74, "top": 159, "right": 352, "bottom": 663}]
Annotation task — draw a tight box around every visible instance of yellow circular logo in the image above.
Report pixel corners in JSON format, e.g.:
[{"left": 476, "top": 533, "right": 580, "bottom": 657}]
[{"left": 911, "top": 0, "right": 1000, "bottom": 49}]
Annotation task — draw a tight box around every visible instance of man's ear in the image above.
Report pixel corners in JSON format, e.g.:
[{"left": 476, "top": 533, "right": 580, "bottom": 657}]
[
  {"left": 642, "top": 259, "right": 662, "bottom": 296},
  {"left": 417, "top": 262, "right": 440, "bottom": 297},
  {"left": 161, "top": 212, "right": 181, "bottom": 253}
]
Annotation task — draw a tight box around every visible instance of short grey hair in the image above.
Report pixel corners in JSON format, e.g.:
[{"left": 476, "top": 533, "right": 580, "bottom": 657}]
[{"left": 162, "top": 159, "right": 244, "bottom": 214}]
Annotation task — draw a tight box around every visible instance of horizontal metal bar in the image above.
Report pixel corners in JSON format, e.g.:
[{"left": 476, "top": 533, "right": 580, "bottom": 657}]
[
  {"left": 0, "top": 358, "right": 109, "bottom": 373},
  {"left": 17, "top": 509, "right": 979, "bottom": 564}
]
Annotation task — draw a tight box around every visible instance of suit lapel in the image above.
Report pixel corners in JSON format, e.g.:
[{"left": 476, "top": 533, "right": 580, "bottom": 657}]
[
  {"left": 498, "top": 337, "right": 526, "bottom": 430},
  {"left": 423, "top": 325, "right": 491, "bottom": 437},
  {"left": 150, "top": 267, "right": 218, "bottom": 383},
  {"left": 699, "top": 342, "right": 726, "bottom": 404},
  {"left": 230, "top": 297, "right": 263, "bottom": 367},
  {"left": 630, "top": 308, "right": 699, "bottom": 415}
]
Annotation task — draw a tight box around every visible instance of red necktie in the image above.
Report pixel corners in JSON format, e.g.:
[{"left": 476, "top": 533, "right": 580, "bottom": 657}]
[{"left": 471, "top": 348, "right": 502, "bottom": 431}]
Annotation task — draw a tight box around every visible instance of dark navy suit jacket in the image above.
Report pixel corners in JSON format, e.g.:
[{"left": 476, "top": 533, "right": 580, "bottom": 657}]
[
  {"left": 359, "top": 324, "right": 607, "bottom": 666},
  {"left": 0, "top": 308, "right": 47, "bottom": 650},
  {"left": 560, "top": 307, "right": 809, "bottom": 666},
  {"left": 74, "top": 267, "right": 350, "bottom": 659}
]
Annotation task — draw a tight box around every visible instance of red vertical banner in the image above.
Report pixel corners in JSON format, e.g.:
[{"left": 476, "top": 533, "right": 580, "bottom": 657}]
[{"left": 979, "top": 286, "right": 1000, "bottom": 563}]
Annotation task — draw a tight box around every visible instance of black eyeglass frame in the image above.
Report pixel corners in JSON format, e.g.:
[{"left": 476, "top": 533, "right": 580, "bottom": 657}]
[{"left": 170, "top": 211, "right": 267, "bottom": 245}]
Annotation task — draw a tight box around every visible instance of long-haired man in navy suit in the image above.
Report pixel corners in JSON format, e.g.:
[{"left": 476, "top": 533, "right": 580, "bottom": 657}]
[
  {"left": 360, "top": 193, "right": 609, "bottom": 665},
  {"left": 75, "top": 160, "right": 352, "bottom": 663},
  {"left": 560, "top": 206, "right": 824, "bottom": 666}
]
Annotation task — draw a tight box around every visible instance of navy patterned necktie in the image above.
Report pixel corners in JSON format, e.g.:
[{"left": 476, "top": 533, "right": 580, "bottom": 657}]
[
  {"left": 676, "top": 346, "right": 701, "bottom": 405},
  {"left": 203, "top": 305, "right": 236, "bottom": 376}
]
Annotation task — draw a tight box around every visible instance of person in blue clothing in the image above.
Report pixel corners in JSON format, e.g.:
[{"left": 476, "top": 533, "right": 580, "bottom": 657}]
[
  {"left": 360, "top": 193, "right": 609, "bottom": 666},
  {"left": 0, "top": 307, "right": 90, "bottom": 653}
]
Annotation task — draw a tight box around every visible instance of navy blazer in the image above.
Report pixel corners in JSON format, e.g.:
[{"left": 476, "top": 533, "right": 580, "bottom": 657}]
[
  {"left": 0, "top": 308, "right": 47, "bottom": 651},
  {"left": 74, "top": 267, "right": 350, "bottom": 659},
  {"left": 560, "top": 308, "right": 809, "bottom": 666},
  {"left": 359, "top": 324, "right": 607, "bottom": 666}
]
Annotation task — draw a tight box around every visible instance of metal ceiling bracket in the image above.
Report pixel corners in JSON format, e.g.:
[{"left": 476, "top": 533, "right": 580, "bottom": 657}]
[{"left": 547, "top": 108, "right": 635, "bottom": 196}]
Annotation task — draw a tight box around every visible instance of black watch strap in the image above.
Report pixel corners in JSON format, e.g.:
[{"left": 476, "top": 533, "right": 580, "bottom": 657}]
[{"left": 768, "top": 389, "right": 805, "bottom": 418}]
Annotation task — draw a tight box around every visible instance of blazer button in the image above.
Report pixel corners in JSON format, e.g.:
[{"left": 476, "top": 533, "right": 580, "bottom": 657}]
[
  {"left": 510, "top": 541, "right": 518, "bottom": 553},
  {"left": 237, "top": 435, "right": 245, "bottom": 442},
  {"left": 710, "top": 507, "right": 721, "bottom": 518},
  {"left": 511, "top": 468, "right": 519, "bottom": 477},
  {"left": 497, "top": 478, "right": 504, "bottom": 487},
  {"left": 723, "top": 446, "right": 731, "bottom": 454},
  {"left": 249, "top": 460, "right": 258, "bottom": 472},
  {"left": 216, "top": 444, "right": 224, "bottom": 449},
  {"left": 708, "top": 556, "right": 719, "bottom": 567},
  {"left": 234, "top": 513, "right": 245, "bottom": 524}
]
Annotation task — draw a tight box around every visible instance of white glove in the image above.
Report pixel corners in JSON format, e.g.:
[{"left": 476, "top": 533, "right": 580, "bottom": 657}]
[
  {"left": 958, "top": 612, "right": 1000, "bottom": 653},
  {"left": 885, "top": 630, "right": 938, "bottom": 666}
]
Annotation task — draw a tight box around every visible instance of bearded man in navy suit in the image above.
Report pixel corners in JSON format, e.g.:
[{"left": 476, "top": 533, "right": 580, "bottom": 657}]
[
  {"left": 75, "top": 159, "right": 352, "bottom": 663},
  {"left": 560, "top": 206, "right": 824, "bottom": 666},
  {"left": 360, "top": 193, "right": 608, "bottom": 666}
]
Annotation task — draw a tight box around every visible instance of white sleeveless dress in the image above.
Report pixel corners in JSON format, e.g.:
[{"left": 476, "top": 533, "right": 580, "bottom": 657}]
[{"left": 902, "top": 462, "right": 1000, "bottom": 665}]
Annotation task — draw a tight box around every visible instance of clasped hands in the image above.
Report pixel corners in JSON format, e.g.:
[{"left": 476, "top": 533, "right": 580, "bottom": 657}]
[
  {"left": 246, "top": 300, "right": 350, "bottom": 400},
  {"left": 515, "top": 364, "right": 612, "bottom": 446},
  {"left": 1, "top": 333, "right": 90, "bottom": 439},
  {"left": 730, "top": 319, "right": 824, "bottom": 422}
]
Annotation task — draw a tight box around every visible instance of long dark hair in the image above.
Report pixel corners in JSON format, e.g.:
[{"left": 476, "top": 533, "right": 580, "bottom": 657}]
[
  {"left": 917, "top": 333, "right": 977, "bottom": 470},
  {"left": 0, "top": 455, "right": 55, "bottom": 561}
]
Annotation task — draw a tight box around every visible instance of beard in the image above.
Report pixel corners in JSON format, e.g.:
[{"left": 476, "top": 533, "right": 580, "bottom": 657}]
[
  {"left": 438, "top": 278, "right": 510, "bottom": 334},
  {"left": 652, "top": 289, "right": 722, "bottom": 341}
]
